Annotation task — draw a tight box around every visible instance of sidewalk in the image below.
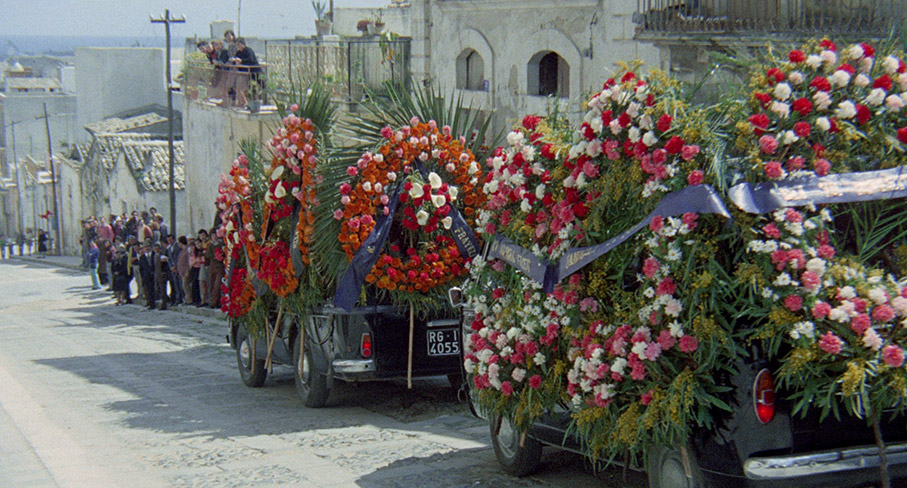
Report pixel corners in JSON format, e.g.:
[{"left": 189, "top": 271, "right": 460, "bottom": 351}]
[{"left": 11, "top": 254, "right": 226, "bottom": 321}]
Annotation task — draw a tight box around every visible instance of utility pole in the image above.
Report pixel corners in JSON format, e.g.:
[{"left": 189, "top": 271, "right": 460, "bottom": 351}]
[
  {"left": 9, "top": 121, "right": 25, "bottom": 241},
  {"left": 42, "top": 103, "right": 62, "bottom": 255},
  {"left": 151, "top": 9, "right": 185, "bottom": 238},
  {"left": 237, "top": 0, "right": 242, "bottom": 36}
]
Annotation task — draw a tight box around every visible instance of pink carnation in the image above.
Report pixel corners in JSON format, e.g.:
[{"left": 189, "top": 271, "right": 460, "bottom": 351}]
[
  {"left": 801, "top": 270, "right": 821, "bottom": 291},
  {"left": 764, "top": 161, "right": 783, "bottom": 179},
  {"left": 872, "top": 304, "right": 896, "bottom": 323},
  {"left": 759, "top": 135, "right": 779, "bottom": 154},
  {"left": 851, "top": 313, "right": 871, "bottom": 335},
  {"left": 814, "top": 158, "right": 831, "bottom": 176},
  {"left": 687, "top": 169, "right": 704, "bottom": 186},
  {"left": 649, "top": 215, "right": 664, "bottom": 232},
  {"left": 883, "top": 345, "right": 905, "bottom": 367},
  {"left": 500, "top": 381, "right": 514, "bottom": 396},
  {"left": 681, "top": 145, "right": 701, "bottom": 162},
  {"left": 762, "top": 222, "right": 781, "bottom": 239},
  {"left": 641, "top": 390, "right": 654, "bottom": 406},
  {"left": 678, "top": 335, "right": 699, "bottom": 354},
  {"left": 818, "top": 331, "right": 843, "bottom": 355},
  {"left": 657, "top": 329, "right": 676, "bottom": 350},
  {"left": 812, "top": 301, "right": 832, "bottom": 319},
  {"left": 643, "top": 257, "right": 661, "bottom": 279},
  {"left": 784, "top": 294, "right": 803, "bottom": 312},
  {"left": 656, "top": 277, "right": 677, "bottom": 296},
  {"left": 529, "top": 375, "right": 542, "bottom": 389},
  {"left": 817, "top": 244, "right": 836, "bottom": 259}
]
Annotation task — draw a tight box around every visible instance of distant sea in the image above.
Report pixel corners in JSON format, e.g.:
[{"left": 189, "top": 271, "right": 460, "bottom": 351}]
[{"left": 0, "top": 35, "right": 183, "bottom": 58}]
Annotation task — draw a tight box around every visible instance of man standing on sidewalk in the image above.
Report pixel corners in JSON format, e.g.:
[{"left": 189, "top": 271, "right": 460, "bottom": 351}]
[
  {"left": 166, "top": 235, "right": 184, "bottom": 305},
  {"left": 86, "top": 240, "right": 101, "bottom": 290},
  {"left": 153, "top": 243, "right": 171, "bottom": 311},
  {"left": 138, "top": 243, "right": 155, "bottom": 309}
]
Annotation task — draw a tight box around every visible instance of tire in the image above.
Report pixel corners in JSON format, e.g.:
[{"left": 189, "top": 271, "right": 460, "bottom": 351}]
[
  {"left": 647, "top": 444, "right": 709, "bottom": 488},
  {"left": 490, "top": 413, "right": 543, "bottom": 477},
  {"left": 235, "top": 324, "right": 267, "bottom": 387},
  {"left": 293, "top": 334, "right": 330, "bottom": 408}
]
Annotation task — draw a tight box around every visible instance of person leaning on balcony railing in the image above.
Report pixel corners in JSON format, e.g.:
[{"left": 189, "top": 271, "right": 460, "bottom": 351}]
[
  {"left": 210, "top": 38, "right": 236, "bottom": 107},
  {"left": 224, "top": 30, "right": 238, "bottom": 57},
  {"left": 230, "top": 37, "right": 262, "bottom": 109}
]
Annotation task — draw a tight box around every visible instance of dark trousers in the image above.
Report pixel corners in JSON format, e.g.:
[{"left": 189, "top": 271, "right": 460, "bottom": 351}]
[
  {"left": 155, "top": 277, "right": 169, "bottom": 309},
  {"left": 207, "top": 266, "right": 225, "bottom": 307},
  {"left": 143, "top": 278, "right": 156, "bottom": 307},
  {"left": 189, "top": 267, "right": 201, "bottom": 305},
  {"left": 171, "top": 273, "right": 184, "bottom": 304}
]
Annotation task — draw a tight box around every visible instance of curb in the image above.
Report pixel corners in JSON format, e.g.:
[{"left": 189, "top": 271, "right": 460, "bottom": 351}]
[{"left": 13, "top": 255, "right": 85, "bottom": 272}]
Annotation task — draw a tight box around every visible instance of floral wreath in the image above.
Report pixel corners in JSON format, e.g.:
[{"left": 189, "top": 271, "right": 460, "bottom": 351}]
[
  {"left": 335, "top": 118, "right": 484, "bottom": 296},
  {"left": 216, "top": 154, "right": 259, "bottom": 314}
]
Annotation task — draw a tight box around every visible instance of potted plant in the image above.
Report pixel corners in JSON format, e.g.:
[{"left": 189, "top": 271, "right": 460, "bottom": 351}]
[
  {"left": 312, "top": 1, "right": 331, "bottom": 37},
  {"left": 373, "top": 13, "right": 385, "bottom": 34}
]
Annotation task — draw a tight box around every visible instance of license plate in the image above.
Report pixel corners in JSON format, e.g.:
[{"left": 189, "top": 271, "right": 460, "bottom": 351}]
[{"left": 427, "top": 328, "right": 460, "bottom": 356}]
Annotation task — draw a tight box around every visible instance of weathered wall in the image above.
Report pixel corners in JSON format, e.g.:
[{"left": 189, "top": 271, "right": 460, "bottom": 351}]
[
  {"left": 412, "top": 0, "right": 660, "bottom": 132},
  {"left": 181, "top": 97, "right": 279, "bottom": 234},
  {"left": 74, "top": 48, "right": 167, "bottom": 142},
  {"left": 334, "top": 6, "right": 411, "bottom": 37}
]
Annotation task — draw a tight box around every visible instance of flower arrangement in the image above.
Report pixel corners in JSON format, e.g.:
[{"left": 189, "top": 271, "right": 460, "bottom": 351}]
[
  {"left": 735, "top": 39, "right": 907, "bottom": 181},
  {"left": 221, "top": 266, "right": 257, "bottom": 317},
  {"left": 335, "top": 117, "right": 484, "bottom": 307},
  {"left": 267, "top": 110, "right": 319, "bottom": 264},
  {"left": 464, "top": 115, "right": 579, "bottom": 426}
]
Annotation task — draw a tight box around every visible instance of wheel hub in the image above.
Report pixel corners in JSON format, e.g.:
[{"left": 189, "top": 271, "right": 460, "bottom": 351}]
[{"left": 239, "top": 339, "right": 251, "bottom": 369}]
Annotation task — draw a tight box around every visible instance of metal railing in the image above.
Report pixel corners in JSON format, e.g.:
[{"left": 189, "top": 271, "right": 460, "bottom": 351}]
[
  {"left": 263, "top": 37, "right": 411, "bottom": 102},
  {"left": 181, "top": 59, "right": 270, "bottom": 106},
  {"left": 635, "top": 0, "right": 907, "bottom": 37}
]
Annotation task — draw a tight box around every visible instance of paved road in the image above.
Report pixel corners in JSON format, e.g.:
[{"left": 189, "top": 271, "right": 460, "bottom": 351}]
[{"left": 0, "top": 259, "right": 646, "bottom": 488}]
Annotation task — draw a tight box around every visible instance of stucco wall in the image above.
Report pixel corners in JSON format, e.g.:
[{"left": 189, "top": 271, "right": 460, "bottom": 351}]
[
  {"left": 415, "top": 0, "right": 659, "bottom": 132},
  {"left": 181, "top": 97, "right": 279, "bottom": 234},
  {"left": 334, "top": 6, "right": 411, "bottom": 37},
  {"left": 74, "top": 48, "right": 167, "bottom": 143},
  {"left": 3, "top": 93, "right": 77, "bottom": 168}
]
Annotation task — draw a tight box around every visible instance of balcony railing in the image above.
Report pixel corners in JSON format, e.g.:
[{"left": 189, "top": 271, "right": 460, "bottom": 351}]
[
  {"left": 181, "top": 60, "right": 270, "bottom": 108},
  {"left": 635, "top": 0, "right": 907, "bottom": 37},
  {"left": 263, "top": 37, "right": 411, "bottom": 102}
]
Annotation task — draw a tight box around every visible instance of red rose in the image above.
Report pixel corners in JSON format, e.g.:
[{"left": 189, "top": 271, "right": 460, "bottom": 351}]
[
  {"left": 789, "top": 50, "right": 806, "bottom": 63},
  {"left": 861, "top": 43, "right": 875, "bottom": 58},
  {"left": 581, "top": 123, "right": 595, "bottom": 141},
  {"left": 838, "top": 63, "right": 855, "bottom": 74},
  {"left": 522, "top": 115, "right": 541, "bottom": 130},
  {"left": 784, "top": 294, "right": 803, "bottom": 312},
  {"left": 601, "top": 109, "right": 613, "bottom": 126},
  {"left": 618, "top": 112, "right": 632, "bottom": 128},
  {"left": 621, "top": 71, "right": 636, "bottom": 83},
  {"left": 794, "top": 121, "right": 811, "bottom": 138},
  {"left": 897, "top": 127, "right": 907, "bottom": 145},
  {"left": 749, "top": 113, "right": 770, "bottom": 135},
  {"left": 819, "top": 39, "right": 837, "bottom": 52},
  {"left": 855, "top": 104, "right": 871, "bottom": 125},
  {"left": 664, "top": 136, "right": 685, "bottom": 154},
  {"left": 754, "top": 92, "right": 772, "bottom": 108},
  {"left": 656, "top": 114, "right": 673, "bottom": 133},
  {"left": 766, "top": 67, "right": 784, "bottom": 85},
  {"left": 873, "top": 74, "right": 893, "bottom": 91},
  {"left": 529, "top": 375, "right": 542, "bottom": 389},
  {"left": 810, "top": 77, "right": 832, "bottom": 92},
  {"left": 792, "top": 97, "right": 813, "bottom": 116}
]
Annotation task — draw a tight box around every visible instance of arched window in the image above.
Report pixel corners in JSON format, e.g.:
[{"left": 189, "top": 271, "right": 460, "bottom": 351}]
[
  {"left": 527, "top": 51, "right": 569, "bottom": 98},
  {"left": 456, "top": 49, "right": 486, "bottom": 91}
]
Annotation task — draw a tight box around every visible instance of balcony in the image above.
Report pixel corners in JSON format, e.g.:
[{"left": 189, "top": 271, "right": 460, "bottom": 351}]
[
  {"left": 635, "top": 0, "right": 907, "bottom": 39},
  {"left": 263, "top": 37, "right": 411, "bottom": 103}
]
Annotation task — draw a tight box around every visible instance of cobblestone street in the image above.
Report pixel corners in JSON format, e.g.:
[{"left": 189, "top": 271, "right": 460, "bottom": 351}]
[{"left": 0, "top": 259, "right": 646, "bottom": 488}]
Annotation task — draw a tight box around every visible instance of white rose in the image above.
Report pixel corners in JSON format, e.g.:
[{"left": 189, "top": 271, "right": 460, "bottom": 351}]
[
  {"left": 816, "top": 117, "right": 831, "bottom": 131},
  {"left": 628, "top": 127, "right": 641, "bottom": 143},
  {"left": 854, "top": 73, "right": 870, "bottom": 88},
  {"left": 774, "top": 82, "right": 792, "bottom": 100},
  {"left": 866, "top": 88, "right": 886, "bottom": 106},
  {"left": 362, "top": 181, "right": 372, "bottom": 192},
  {"left": 883, "top": 55, "right": 901, "bottom": 74},
  {"left": 831, "top": 70, "right": 851, "bottom": 88},
  {"left": 589, "top": 117, "right": 603, "bottom": 134},
  {"left": 782, "top": 130, "right": 799, "bottom": 145},
  {"left": 835, "top": 101, "right": 857, "bottom": 119},
  {"left": 387, "top": 171, "right": 396, "bottom": 181},
  {"left": 609, "top": 119, "right": 622, "bottom": 135},
  {"left": 886, "top": 95, "right": 904, "bottom": 112},
  {"left": 848, "top": 44, "right": 865, "bottom": 60},
  {"left": 770, "top": 101, "right": 790, "bottom": 119},
  {"left": 506, "top": 130, "right": 523, "bottom": 146},
  {"left": 821, "top": 50, "right": 837, "bottom": 65},
  {"left": 788, "top": 71, "right": 804, "bottom": 85},
  {"left": 859, "top": 57, "right": 873, "bottom": 74},
  {"left": 642, "top": 131, "right": 658, "bottom": 146},
  {"left": 813, "top": 91, "right": 831, "bottom": 111},
  {"left": 806, "top": 55, "right": 822, "bottom": 69}
]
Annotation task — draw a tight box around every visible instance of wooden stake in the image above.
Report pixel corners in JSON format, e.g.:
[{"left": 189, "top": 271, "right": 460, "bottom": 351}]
[
  {"left": 298, "top": 316, "right": 306, "bottom": 379},
  {"left": 407, "top": 304, "right": 414, "bottom": 389},
  {"left": 265, "top": 301, "right": 285, "bottom": 373}
]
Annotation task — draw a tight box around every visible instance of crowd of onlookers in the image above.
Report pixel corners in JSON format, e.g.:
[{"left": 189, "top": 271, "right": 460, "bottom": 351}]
[
  {"left": 195, "top": 29, "right": 262, "bottom": 109},
  {"left": 81, "top": 208, "right": 226, "bottom": 312}
]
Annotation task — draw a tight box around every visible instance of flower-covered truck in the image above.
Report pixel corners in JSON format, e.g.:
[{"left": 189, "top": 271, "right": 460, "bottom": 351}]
[{"left": 456, "top": 42, "right": 907, "bottom": 488}]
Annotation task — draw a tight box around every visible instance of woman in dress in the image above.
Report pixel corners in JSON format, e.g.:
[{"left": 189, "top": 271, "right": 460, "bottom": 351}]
[{"left": 111, "top": 245, "right": 132, "bottom": 305}]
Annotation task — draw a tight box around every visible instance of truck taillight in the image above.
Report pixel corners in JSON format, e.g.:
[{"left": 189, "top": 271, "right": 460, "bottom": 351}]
[
  {"left": 361, "top": 333, "right": 372, "bottom": 358},
  {"left": 754, "top": 368, "right": 775, "bottom": 424}
]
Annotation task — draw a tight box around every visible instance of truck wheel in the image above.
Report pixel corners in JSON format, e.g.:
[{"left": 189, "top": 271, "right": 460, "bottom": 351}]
[
  {"left": 235, "top": 324, "right": 267, "bottom": 387},
  {"left": 647, "top": 444, "right": 709, "bottom": 488},
  {"left": 293, "top": 336, "right": 330, "bottom": 408},
  {"left": 490, "top": 413, "right": 542, "bottom": 476}
]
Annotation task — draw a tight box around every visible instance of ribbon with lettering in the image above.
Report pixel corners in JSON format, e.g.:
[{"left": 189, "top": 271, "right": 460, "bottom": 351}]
[
  {"left": 412, "top": 160, "right": 481, "bottom": 258},
  {"left": 555, "top": 184, "right": 731, "bottom": 286},
  {"left": 729, "top": 166, "right": 907, "bottom": 214},
  {"left": 333, "top": 183, "right": 404, "bottom": 311},
  {"left": 488, "top": 235, "right": 550, "bottom": 284}
]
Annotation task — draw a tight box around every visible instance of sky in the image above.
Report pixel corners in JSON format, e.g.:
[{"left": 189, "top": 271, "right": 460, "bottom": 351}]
[{"left": 0, "top": 0, "right": 390, "bottom": 39}]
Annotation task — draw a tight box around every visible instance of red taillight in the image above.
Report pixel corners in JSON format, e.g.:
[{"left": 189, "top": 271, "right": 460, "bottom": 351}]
[
  {"left": 754, "top": 368, "right": 775, "bottom": 424},
  {"left": 361, "top": 333, "right": 372, "bottom": 358}
]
